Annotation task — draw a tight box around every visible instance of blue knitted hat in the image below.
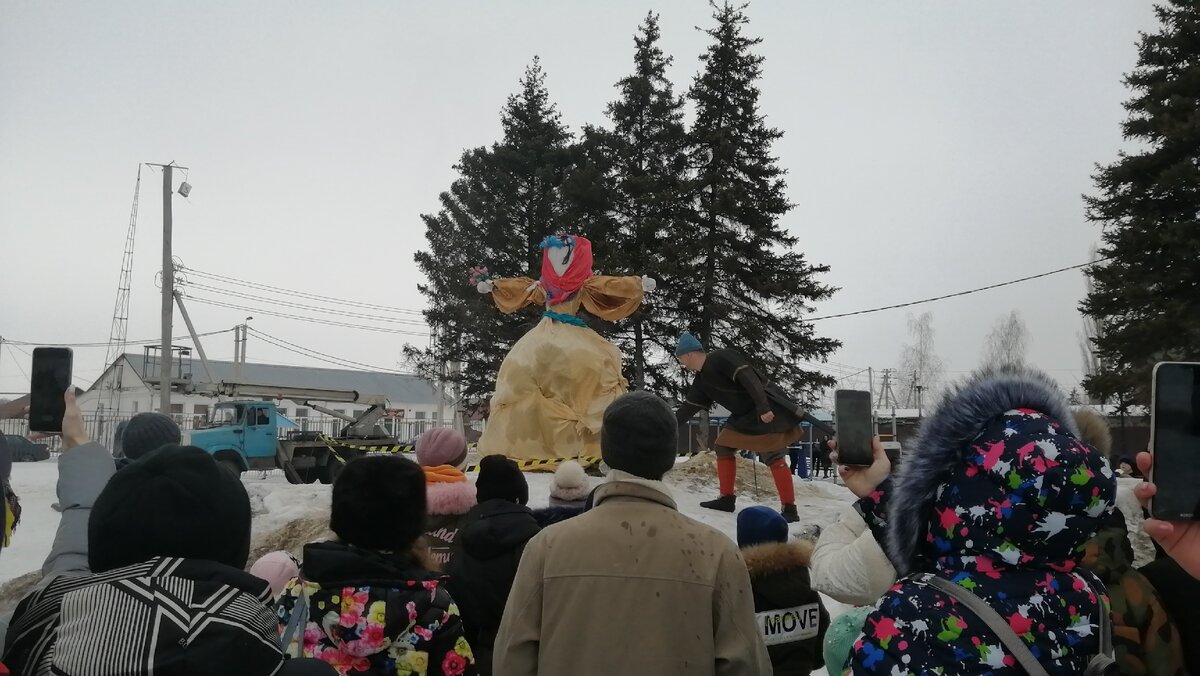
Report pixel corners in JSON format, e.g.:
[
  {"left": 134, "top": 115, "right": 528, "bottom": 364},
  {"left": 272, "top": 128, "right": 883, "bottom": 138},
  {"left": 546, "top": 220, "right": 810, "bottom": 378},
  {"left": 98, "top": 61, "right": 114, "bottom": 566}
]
[
  {"left": 675, "top": 332, "right": 704, "bottom": 357},
  {"left": 737, "top": 506, "right": 789, "bottom": 548}
]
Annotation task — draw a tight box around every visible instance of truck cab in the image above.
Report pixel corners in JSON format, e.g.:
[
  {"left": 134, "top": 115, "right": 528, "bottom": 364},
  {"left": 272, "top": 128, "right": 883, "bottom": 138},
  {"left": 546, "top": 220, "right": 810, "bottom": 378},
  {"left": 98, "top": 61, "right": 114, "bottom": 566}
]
[{"left": 190, "top": 401, "right": 281, "bottom": 474}]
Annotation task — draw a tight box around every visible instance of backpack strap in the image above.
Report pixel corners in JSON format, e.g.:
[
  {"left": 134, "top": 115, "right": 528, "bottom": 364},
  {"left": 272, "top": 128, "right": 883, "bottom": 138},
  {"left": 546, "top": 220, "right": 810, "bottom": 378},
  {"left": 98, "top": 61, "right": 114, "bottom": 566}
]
[
  {"left": 913, "top": 574, "right": 1049, "bottom": 676},
  {"left": 279, "top": 583, "right": 309, "bottom": 653},
  {"left": 1078, "top": 575, "right": 1118, "bottom": 676}
]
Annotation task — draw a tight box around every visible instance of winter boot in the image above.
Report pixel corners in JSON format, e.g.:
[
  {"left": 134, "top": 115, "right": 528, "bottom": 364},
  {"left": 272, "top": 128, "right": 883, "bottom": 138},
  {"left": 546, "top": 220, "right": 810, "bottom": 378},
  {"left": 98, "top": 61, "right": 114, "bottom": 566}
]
[
  {"left": 700, "top": 494, "right": 737, "bottom": 512},
  {"left": 781, "top": 503, "right": 800, "bottom": 523}
]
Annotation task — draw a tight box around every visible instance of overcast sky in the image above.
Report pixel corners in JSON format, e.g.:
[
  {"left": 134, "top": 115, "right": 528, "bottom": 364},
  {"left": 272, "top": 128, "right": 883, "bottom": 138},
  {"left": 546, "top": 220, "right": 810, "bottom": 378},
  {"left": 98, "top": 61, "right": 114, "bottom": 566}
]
[{"left": 0, "top": 1, "right": 1159, "bottom": 400}]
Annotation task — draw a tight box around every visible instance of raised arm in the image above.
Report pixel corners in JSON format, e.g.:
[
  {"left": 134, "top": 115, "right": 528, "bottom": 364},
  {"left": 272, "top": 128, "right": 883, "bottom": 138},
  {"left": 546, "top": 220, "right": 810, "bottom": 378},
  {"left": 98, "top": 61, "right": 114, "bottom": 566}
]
[
  {"left": 579, "top": 275, "right": 655, "bottom": 321},
  {"left": 472, "top": 267, "right": 547, "bottom": 314}
]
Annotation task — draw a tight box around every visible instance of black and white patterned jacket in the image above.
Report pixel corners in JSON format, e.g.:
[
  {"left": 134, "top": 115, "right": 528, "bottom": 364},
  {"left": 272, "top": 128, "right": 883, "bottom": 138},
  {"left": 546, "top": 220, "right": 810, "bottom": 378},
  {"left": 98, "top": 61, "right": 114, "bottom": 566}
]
[{"left": 4, "top": 557, "right": 285, "bottom": 676}]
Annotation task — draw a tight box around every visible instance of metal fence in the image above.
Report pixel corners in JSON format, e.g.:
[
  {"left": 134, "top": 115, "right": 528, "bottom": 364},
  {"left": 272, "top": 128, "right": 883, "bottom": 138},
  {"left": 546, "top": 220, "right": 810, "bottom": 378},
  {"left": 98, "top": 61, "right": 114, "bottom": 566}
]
[{"left": 0, "top": 413, "right": 450, "bottom": 453}]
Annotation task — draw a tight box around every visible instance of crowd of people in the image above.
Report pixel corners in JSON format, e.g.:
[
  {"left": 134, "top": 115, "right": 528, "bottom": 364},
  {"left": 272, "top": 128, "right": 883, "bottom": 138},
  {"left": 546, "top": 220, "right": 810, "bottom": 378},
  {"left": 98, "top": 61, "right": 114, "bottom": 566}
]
[{"left": 0, "top": 361, "right": 1195, "bottom": 675}]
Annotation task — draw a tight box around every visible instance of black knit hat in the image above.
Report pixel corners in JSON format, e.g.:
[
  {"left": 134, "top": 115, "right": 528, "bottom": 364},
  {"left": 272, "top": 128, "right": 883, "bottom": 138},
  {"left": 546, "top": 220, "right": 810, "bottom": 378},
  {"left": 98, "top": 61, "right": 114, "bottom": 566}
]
[
  {"left": 475, "top": 455, "right": 529, "bottom": 505},
  {"left": 331, "top": 455, "right": 426, "bottom": 551},
  {"left": 121, "top": 412, "right": 182, "bottom": 459},
  {"left": 88, "top": 445, "right": 251, "bottom": 573},
  {"left": 601, "top": 391, "right": 677, "bottom": 480}
]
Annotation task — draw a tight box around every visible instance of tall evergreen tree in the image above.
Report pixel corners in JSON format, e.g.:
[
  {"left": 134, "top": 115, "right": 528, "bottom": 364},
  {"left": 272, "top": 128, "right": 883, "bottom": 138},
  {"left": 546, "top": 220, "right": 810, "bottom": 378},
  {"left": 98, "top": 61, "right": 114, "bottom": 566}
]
[
  {"left": 683, "top": 1, "right": 839, "bottom": 401},
  {"left": 571, "top": 12, "right": 693, "bottom": 394},
  {"left": 1081, "top": 1, "right": 1200, "bottom": 405},
  {"left": 408, "top": 58, "right": 575, "bottom": 401}
]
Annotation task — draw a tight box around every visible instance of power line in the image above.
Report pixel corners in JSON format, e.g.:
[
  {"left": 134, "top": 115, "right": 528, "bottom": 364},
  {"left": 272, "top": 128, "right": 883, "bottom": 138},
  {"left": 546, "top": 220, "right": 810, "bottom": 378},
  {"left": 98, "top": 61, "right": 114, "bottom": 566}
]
[
  {"left": 807, "top": 258, "right": 1108, "bottom": 322},
  {"left": 179, "top": 266, "right": 426, "bottom": 316},
  {"left": 181, "top": 282, "right": 430, "bottom": 326},
  {"left": 187, "top": 296, "right": 430, "bottom": 336},
  {"left": 834, "top": 367, "right": 871, "bottom": 382},
  {"left": 3, "top": 346, "right": 29, "bottom": 380},
  {"left": 247, "top": 328, "right": 416, "bottom": 375},
  {"left": 6, "top": 329, "right": 234, "bottom": 349}
]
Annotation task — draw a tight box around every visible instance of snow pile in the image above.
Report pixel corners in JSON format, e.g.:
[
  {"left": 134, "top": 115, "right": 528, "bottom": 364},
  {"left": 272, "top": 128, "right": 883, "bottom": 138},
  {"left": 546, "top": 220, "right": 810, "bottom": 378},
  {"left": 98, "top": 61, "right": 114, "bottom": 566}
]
[{"left": 672, "top": 452, "right": 781, "bottom": 498}]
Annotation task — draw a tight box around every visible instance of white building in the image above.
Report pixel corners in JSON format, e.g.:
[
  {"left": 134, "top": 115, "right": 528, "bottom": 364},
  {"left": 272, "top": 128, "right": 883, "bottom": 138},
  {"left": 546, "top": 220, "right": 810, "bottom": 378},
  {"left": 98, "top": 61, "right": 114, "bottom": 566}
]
[{"left": 78, "top": 353, "right": 451, "bottom": 441}]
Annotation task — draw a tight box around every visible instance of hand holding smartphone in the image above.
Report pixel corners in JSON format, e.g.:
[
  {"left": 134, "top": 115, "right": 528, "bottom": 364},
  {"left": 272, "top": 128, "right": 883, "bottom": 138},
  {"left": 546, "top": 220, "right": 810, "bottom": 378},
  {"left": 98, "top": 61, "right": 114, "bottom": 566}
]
[
  {"left": 29, "top": 348, "right": 73, "bottom": 433},
  {"left": 1149, "top": 362, "right": 1200, "bottom": 521},
  {"left": 833, "top": 389, "right": 874, "bottom": 466}
]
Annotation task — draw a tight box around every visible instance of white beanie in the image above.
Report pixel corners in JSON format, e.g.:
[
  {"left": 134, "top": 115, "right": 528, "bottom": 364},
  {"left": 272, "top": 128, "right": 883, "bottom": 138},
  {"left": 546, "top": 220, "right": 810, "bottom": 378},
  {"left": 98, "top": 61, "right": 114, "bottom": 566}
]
[{"left": 549, "top": 461, "right": 591, "bottom": 504}]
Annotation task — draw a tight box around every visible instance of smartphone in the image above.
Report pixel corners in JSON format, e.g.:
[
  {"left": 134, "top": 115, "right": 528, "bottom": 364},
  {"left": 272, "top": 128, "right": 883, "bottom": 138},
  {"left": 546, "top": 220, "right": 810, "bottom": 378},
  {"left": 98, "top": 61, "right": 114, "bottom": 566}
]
[
  {"left": 1149, "top": 362, "right": 1200, "bottom": 520},
  {"left": 29, "top": 347, "right": 73, "bottom": 433},
  {"left": 834, "top": 389, "right": 874, "bottom": 466}
]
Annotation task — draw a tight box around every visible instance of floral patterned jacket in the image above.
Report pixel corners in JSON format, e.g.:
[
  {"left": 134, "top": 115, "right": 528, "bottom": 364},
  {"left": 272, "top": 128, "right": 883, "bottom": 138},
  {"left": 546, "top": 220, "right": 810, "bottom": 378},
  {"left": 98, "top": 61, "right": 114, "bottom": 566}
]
[{"left": 278, "top": 541, "right": 475, "bottom": 676}]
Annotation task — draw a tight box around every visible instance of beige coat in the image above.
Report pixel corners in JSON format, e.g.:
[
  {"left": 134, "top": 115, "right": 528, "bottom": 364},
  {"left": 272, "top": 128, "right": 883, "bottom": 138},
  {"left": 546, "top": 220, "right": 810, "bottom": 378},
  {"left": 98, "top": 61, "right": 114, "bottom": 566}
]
[{"left": 493, "top": 479, "right": 770, "bottom": 676}]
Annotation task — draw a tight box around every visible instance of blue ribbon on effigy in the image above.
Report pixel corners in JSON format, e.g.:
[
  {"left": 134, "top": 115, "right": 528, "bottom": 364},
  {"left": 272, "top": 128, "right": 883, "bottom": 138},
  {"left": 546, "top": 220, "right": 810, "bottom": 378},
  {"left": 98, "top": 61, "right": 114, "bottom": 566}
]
[{"left": 543, "top": 309, "right": 587, "bottom": 327}]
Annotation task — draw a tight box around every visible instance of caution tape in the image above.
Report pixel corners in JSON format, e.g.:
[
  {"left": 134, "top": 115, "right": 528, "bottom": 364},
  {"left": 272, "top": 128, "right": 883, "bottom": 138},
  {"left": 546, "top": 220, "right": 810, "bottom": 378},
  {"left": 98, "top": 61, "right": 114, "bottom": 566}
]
[
  {"left": 466, "top": 448, "right": 703, "bottom": 473},
  {"left": 465, "top": 455, "right": 603, "bottom": 473},
  {"left": 317, "top": 435, "right": 479, "bottom": 455}
]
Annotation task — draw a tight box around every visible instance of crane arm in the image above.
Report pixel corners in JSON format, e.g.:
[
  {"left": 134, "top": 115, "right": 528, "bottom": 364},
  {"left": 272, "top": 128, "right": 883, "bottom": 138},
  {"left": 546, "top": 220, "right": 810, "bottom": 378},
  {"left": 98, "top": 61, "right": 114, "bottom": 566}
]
[{"left": 199, "top": 381, "right": 389, "bottom": 407}]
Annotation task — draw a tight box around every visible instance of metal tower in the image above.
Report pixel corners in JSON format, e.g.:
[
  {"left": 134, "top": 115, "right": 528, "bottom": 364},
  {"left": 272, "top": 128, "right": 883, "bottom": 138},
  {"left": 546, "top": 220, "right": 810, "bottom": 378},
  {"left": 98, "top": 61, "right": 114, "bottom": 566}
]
[{"left": 102, "top": 166, "right": 143, "bottom": 418}]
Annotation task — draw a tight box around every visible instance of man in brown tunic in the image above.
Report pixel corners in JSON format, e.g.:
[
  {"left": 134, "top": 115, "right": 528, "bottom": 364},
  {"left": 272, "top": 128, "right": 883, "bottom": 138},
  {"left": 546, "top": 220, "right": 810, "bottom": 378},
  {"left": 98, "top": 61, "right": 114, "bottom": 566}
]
[{"left": 674, "top": 332, "right": 803, "bottom": 522}]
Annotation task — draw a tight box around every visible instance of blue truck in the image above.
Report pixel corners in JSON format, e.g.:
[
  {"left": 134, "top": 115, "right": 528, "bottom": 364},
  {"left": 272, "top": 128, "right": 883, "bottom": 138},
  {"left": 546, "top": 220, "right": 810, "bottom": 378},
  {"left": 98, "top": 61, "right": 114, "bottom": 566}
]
[{"left": 186, "top": 384, "right": 396, "bottom": 484}]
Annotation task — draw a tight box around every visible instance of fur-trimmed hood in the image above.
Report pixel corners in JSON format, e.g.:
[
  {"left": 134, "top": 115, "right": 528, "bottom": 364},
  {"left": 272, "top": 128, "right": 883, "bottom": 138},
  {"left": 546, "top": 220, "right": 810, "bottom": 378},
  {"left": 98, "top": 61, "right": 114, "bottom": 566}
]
[
  {"left": 741, "top": 539, "right": 813, "bottom": 579},
  {"left": 887, "top": 367, "right": 1116, "bottom": 577},
  {"left": 426, "top": 479, "right": 477, "bottom": 516}
]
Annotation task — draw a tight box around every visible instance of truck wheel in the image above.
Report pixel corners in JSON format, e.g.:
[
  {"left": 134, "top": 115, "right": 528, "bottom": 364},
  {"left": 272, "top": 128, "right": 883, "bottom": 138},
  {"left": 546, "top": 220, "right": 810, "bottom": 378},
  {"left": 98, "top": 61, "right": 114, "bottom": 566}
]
[{"left": 219, "top": 458, "right": 243, "bottom": 477}]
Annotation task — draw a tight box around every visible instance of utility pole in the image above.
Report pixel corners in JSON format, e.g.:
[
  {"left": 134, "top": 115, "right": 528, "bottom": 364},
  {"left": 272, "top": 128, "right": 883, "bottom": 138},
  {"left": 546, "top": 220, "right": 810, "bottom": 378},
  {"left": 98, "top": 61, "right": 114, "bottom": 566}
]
[
  {"left": 915, "top": 372, "right": 924, "bottom": 421},
  {"left": 159, "top": 164, "right": 174, "bottom": 413},
  {"left": 232, "top": 320, "right": 251, "bottom": 381},
  {"left": 240, "top": 320, "right": 249, "bottom": 369},
  {"left": 232, "top": 326, "right": 241, "bottom": 381},
  {"left": 867, "top": 366, "right": 875, "bottom": 433},
  {"left": 148, "top": 162, "right": 186, "bottom": 414}
]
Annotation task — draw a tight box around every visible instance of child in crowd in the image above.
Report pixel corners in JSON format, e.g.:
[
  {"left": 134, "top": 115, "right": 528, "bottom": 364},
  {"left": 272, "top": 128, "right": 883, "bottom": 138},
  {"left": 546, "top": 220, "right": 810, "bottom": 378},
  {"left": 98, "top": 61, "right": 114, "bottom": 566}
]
[
  {"left": 737, "top": 506, "right": 828, "bottom": 675},
  {"left": 249, "top": 550, "right": 300, "bottom": 600},
  {"left": 277, "top": 454, "right": 475, "bottom": 675},
  {"left": 547, "top": 460, "right": 590, "bottom": 508},
  {"left": 447, "top": 456, "right": 540, "bottom": 675},
  {"left": 114, "top": 411, "right": 181, "bottom": 468},
  {"left": 415, "top": 428, "right": 477, "bottom": 567},
  {"left": 532, "top": 460, "right": 591, "bottom": 527}
]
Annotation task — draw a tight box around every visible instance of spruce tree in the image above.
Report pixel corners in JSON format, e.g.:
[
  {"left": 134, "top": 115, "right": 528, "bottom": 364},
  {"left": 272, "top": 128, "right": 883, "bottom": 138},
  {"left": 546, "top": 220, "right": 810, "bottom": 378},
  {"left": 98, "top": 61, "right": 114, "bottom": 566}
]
[
  {"left": 684, "top": 1, "right": 839, "bottom": 400},
  {"left": 1081, "top": 1, "right": 1200, "bottom": 405},
  {"left": 571, "top": 12, "right": 693, "bottom": 394},
  {"left": 409, "top": 59, "right": 575, "bottom": 401}
]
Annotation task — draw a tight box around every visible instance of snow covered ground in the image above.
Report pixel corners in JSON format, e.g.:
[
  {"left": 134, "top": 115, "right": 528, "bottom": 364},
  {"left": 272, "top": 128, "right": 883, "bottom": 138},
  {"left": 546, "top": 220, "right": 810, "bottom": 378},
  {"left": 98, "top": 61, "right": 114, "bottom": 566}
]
[{"left": 4, "top": 456, "right": 1149, "bottom": 676}]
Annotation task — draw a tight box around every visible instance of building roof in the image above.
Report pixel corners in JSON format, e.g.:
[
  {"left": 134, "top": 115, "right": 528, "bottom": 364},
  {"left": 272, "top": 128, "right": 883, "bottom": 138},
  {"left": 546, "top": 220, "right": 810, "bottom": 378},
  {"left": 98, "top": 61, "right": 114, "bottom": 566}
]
[{"left": 112, "top": 353, "right": 443, "bottom": 407}]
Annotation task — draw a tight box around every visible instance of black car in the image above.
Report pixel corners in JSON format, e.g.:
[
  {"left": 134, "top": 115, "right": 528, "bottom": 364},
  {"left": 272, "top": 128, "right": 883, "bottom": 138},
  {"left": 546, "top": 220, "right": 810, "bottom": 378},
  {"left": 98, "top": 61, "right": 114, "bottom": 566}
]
[{"left": 4, "top": 435, "right": 50, "bottom": 462}]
